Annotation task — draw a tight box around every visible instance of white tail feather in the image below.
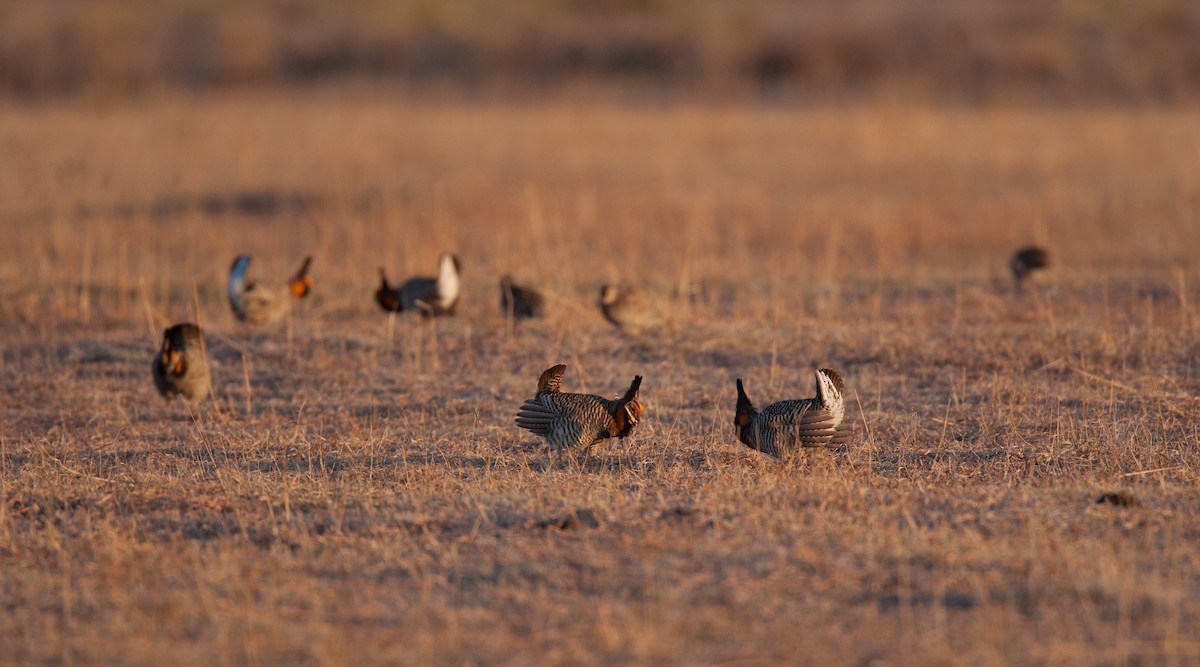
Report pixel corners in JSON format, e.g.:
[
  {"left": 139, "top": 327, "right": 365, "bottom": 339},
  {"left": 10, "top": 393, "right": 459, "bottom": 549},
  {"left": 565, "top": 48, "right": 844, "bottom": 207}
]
[
  {"left": 227, "top": 255, "right": 252, "bottom": 312},
  {"left": 815, "top": 369, "right": 844, "bottom": 426},
  {"left": 436, "top": 253, "right": 460, "bottom": 303}
]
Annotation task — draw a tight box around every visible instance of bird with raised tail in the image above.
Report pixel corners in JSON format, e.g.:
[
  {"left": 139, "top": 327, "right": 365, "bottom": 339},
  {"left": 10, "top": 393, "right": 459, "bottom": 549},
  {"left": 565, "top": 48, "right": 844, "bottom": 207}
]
[
  {"left": 227, "top": 254, "right": 312, "bottom": 325},
  {"left": 733, "top": 369, "right": 853, "bottom": 458},
  {"left": 152, "top": 323, "right": 211, "bottom": 404},
  {"left": 598, "top": 284, "right": 663, "bottom": 330},
  {"left": 515, "top": 364, "right": 644, "bottom": 454},
  {"left": 500, "top": 276, "right": 545, "bottom": 322},
  {"left": 376, "top": 252, "right": 461, "bottom": 317}
]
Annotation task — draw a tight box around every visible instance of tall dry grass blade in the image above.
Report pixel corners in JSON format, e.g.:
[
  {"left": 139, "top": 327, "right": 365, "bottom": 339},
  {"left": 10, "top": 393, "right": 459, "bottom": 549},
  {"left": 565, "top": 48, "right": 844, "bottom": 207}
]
[
  {"left": 1175, "top": 267, "right": 1188, "bottom": 316},
  {"left": 139, "top": 276, "right": 158, "bottom": 346},
  {"left": 286, "top": 308, "right": 295, "bottom": 363},
  {"left": 0, "top": 434, "right": 7, "bottom": 541},
  {"left": 191, "top": 281, "right": 204, "bottom": 332},
  {"left": 852, "top": 390, "right": 874, "bottom": 480},
  {"left": 767, "top": 336, "right": 779, "bottom": 388},
  {"left": 241, "top": 353, "right": 253, "bottom": 415},
  {"left": 936, "top": 393, "right": 952, "bottom": 451},
  {"left": 1120, "top": 466, "right": 1184, "bottom": 478},
  {"left": 79, "top": 224, "right": 93, "bottom": 324}
]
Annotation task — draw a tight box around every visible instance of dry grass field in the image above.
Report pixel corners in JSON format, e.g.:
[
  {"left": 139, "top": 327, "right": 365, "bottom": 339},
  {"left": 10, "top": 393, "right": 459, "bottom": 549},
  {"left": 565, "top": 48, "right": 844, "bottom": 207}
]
[
  {"left": 2, "top": 92, "right": 1200, "bottom": 665},
  {"left": 5, "top": 0, "right": 1200, "bottom": 103}
]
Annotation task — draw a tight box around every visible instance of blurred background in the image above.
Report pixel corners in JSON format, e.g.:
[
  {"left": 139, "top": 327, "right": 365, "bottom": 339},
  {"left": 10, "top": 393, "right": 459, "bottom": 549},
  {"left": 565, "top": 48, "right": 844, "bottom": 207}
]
[
  {"left": 3, "top": 0, "right": 1199, "bottom": 104},
  {"left": 3, "top": 0, "right": 1200, "bottom": 329}
]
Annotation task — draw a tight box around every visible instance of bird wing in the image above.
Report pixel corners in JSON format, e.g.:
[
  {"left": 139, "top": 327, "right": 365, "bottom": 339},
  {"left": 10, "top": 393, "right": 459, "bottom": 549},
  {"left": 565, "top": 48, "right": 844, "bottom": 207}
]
[
  {"left": 759, "top": 399, "right": 838, "bottom": 444},
  {"left": 517, "top": 285, "right": 543, "bottom": 306},
  {"left": 515, "top": 396, "right": 562, "bottom": 436},
  {"left": 236, "top": 284, "right": 289, "bottom": 323},
  {"left": 398, "top": 277, "right": 437, "bottom": 312},
  {"left": 516, "top": 393, "right": 614, "bottom": 451}
]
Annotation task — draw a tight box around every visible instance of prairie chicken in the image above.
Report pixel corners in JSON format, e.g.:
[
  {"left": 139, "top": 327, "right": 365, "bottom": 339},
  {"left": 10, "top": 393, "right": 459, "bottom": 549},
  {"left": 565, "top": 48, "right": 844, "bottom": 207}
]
[
  {"left": 515, "top": 364, "right": 644, "bottom": 453},
  {"left": 598, "top": 284, "right": 663, "bottom": 330},
  {"left": 1010, "top": 246, "right": 1049, "bottom": 291},
  {"left": 500, "top": 275, "right": 545, "bottom": 321},
  {"left": 734, "top": 369, "right": 852, "bottom": 458},
  {"left": 227, "top": 254, "right": 312, "bottom": 325},
  {"left": 376, "top": 252, "right": 461, "bottom": 317},
  {"left": 152, "top": 323, "right": 211, "bottom": 403}
]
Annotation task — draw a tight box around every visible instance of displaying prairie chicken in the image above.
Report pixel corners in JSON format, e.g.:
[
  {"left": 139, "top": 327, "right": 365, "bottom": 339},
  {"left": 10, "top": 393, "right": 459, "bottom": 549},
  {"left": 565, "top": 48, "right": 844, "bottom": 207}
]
[
  {"left": 500, "top": 275, "right": 545, "bottom": 321},
  {"left": 515, "top": 364, "right": 644, "bottom": 453},
  {"left": 1010, "top": 246, "right": 1049, "bottom": 291},
  {"left": 227, "top": 254, "right": 313, "bottom": 325},
  {"left": 734, "top": 369, "right": 852, "bottom": 458},
  {"left": 598, "top": 284, "right": 663, "bottom": 330},
  {"left": 152, "top": 323, "right": 211, "bottom": 403},
  {"left": 376, "top": 252, "right": 461, "bottom": 317}
]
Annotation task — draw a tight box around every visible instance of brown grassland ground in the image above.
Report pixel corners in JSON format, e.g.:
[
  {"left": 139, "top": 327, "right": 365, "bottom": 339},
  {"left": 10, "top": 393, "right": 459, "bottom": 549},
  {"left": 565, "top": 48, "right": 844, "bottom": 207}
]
[{"left": 2, "top": 91, "right": 1200, "bottom": 665}]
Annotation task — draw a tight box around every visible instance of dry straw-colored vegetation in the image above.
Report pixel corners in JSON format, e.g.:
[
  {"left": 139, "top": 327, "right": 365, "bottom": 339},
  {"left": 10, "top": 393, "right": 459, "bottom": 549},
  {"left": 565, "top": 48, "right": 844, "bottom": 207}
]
[
  {"left": 7, "top": 21, "right": 1200, "bottom": 667},
  {"left": 2, "top": 91, "right": 1198, "bottom": 665},
  {"left": 3, "top": 0, "right": 1200, "bottom": 103}
]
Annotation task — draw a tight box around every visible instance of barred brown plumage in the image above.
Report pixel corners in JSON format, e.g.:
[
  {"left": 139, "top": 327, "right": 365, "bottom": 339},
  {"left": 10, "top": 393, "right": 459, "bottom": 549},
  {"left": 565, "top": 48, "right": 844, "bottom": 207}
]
[
  {"left": 227, "top": 254, "right": 312, "bottom": 325},
  {"left": 515, "top": 364, "right": 644, "bottom": 453},
  {"left": 733, "top": 369, "right": 852, "bottom": 458},
  {"left": 152, "top": 323, "right": 211, "bottom": 404},
  {"left": 377, "top": 252, "right": 461, "bottom": 317}
]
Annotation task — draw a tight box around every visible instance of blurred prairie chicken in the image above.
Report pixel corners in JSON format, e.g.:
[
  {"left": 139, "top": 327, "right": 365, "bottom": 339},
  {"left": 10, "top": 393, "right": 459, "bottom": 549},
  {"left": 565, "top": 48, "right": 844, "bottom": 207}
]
[
  {"left": 1010, "top": 246, "right": 1049, "bottom": 291},
  {"left": 152, "top": 323, "right": 211, "bottom": 403},
  {"left": 376, "top": 252, "right": 461, "bottom": 317},
  {"left": 227, "top": 254, "right": 312, "bottom": 325},
  {"left": 734, "top": 369, "right": 853, "bottom": 459},
  {"left": 515, "top": 364, "right": 644, "bottom": 453},
  {"left": 598, "top": 284, "right": 663, "bottom": 330},
  {"left": 500, "top": 275, "right": 545, "bottom": 321}
]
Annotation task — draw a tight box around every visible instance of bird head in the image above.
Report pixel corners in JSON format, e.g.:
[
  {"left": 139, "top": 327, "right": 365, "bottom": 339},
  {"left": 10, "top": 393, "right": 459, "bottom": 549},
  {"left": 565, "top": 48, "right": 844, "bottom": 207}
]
[
  {"left": 289, "top": 256, "right": 313, "bottom": 298},
  {"left": 160, "top": 331, "right": 186, "bottom": 376},
  {"left": 375, "top": 268, "right": 403, "bottom": 312},
  {"left": 734, "top": 379, "right": 757, "bottom": 428},
  {"left": 624, "top": 399, "right": 643, "bottom": 426},
  {"left": 613, "top": 375, "right": 644, "bottom": 438}
]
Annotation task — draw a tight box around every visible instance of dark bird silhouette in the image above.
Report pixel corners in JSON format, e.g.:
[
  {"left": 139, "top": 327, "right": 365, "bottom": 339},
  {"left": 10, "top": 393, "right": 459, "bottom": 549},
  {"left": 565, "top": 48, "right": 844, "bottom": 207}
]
[
  {"left": 1010, "top": 246, "right": 1049, "bottom": 291},
  {"left": 515, "top": 364, "right": 644, "bottom": 454},
  {"left": 500, "top": 276, "right": 545, "bottom": 321},
  {"left": 227, "top": 254, "right": 312, "bottom": 325},
  {"left": 376, "top": 252, "right": 461, "bottom": 317},
  {"left": 734, "top": 369, "right": 853, "bottom": 458},
  {"left": 152, "top": 323, "right": 211, "bottom": 403},
  {"left": 1096, "top": 492, "right": 1140, "bottom": 508}
]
